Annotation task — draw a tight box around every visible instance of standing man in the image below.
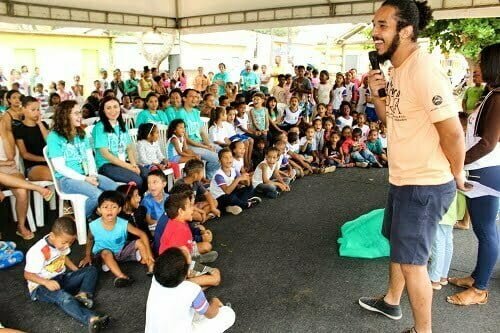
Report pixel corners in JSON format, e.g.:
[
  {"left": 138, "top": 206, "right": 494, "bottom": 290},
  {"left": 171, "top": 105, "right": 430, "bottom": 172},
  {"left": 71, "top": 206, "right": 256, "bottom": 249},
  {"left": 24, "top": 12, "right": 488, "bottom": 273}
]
[
  {"left": 358, "top": 2, "right": 468, "bottom": 333},
  {"left": 111, "top": 69, "right": 125, "bottom": 102},
  {"left": 259, "top": 65, "right": 271, "bottom": 94},
  {"left": 240, "top": 64, "right": 260, "bottom": 103},
  {"left": 462, "top": 70, "right": 484, "bottom": 115},
  {"left": 290, "top": 65, "right": 313, "bottom": 120},
  {"left": 271, "top": 55, "right": 286, "bottom": 87}
]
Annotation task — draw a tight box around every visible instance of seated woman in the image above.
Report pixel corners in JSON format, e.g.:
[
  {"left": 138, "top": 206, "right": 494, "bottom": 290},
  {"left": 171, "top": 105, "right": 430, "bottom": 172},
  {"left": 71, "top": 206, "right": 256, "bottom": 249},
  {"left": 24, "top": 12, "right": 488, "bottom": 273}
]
[
  {"left": 92, "top": 96, "right": 149, "bottom": 190},
  {"left": 135, "top": 93, "right": 169, "bottom": 127},
  {"left": 14, "top": 96, "right": 52, "bottom": 182},
  {"left": 47, "top": 100, "right": 117, "bottom": 219},
  {"left": 1, "top": 125, "right": 53, "bottom": 240}
]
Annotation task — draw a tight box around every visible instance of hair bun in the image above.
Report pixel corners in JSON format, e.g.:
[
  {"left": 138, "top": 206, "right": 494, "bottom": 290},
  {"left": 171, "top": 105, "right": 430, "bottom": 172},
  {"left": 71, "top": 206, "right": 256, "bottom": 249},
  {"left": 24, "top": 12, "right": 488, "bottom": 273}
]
[{"left": 415, "top": 1, "right": 433, "bottom": 31}]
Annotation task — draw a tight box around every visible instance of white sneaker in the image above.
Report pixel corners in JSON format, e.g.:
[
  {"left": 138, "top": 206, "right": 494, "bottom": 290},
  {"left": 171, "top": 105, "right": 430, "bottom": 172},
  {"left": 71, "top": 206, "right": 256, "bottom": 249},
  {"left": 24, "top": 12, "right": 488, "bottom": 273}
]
[
  {"left": 323, "top": 166, "right": 336, "bottom": 173},
  {"left": 225, "top": 205, "right": 243, "bottom": 215},
  {"left": 355, "top": 162, "right": 369, "bottom": 168},
  {"left": 101, "top": 264, "right": 110, "bottom": 272}
]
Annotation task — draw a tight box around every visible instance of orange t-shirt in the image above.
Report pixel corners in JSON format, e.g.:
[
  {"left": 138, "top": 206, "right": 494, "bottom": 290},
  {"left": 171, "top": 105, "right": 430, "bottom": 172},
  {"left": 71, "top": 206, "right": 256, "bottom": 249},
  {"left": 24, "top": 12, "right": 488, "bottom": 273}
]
[{"left": 385, "top": 49, "right": 458, "bottom": 186}]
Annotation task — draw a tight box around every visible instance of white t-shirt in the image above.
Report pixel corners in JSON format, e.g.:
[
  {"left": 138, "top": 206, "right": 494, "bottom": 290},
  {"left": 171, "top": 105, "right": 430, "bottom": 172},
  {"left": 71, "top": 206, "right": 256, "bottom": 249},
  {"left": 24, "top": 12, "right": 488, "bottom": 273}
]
[
  {"left": 252, "top": 160, "right": 278, "bottom": 187},
  {"left": 317, "top": 83, "right": 332, "bottom": 105},
  {"left": 208, "top": 122, "right": 234, "bottom": 144},
  {"left": 145, "top": 278, "right": 208, "bottom": 333},
  {"left": 232, "top": 157, "right": 244, "bottom": 173},
  {"left": 345, "top": 82, "right": 355, "bottom": 103},
  {"left": 337, "top": 116, "right": 353, "bottom": 130},
  {"left": 299, "top": 136, "right": 318, "bottom": 152},
  {"left": 235, "top": 113, "right": 249, "bottom": 135},
  {"left": 25, "top": 236, "right": 69, "bottom": 293},
  {"left": 209, "top": 167, "right": 240, "bottom": 199},
  {"left": 353, "top": 124, "right": 370, "bottom": 142},
  {"left": 332, "top": 87, "right": 347, "bottom": 110},
  {"left": 283, "top": 108, "right": 301, "bottom": 125}
]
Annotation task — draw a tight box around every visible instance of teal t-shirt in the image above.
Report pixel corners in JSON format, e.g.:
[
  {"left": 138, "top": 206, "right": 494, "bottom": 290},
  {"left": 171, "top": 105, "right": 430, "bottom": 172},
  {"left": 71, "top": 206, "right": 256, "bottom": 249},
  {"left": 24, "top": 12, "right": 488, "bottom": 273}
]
[
  {"left": 165, "top": 106, "right": 188, "bottom": 124},
  {"left": 178, "top": 108, "right": 203, "bottom": 143},
  {"left": 92, "top": 121, "right": 131, "bottom": 169},
  {"left": 135, "top": 109, "right": 169, "bottom": 127},
  {"left": 240, "top": 71, "right": 260, "bottom": 91},
  {"left": 47, "top": 131, "right": 90, "bottom": 179},
  {"left": 213, "top": 72, "right": 229, "bottom": 96},
  {"left": 89, "top": 217, "right": 128, "bottom": 254},
  {"left": 366, "top": 138, "right": 383, "bottom": 155},
  {"left": 251, "top": 107, "right": 268, "bottom": 131}
]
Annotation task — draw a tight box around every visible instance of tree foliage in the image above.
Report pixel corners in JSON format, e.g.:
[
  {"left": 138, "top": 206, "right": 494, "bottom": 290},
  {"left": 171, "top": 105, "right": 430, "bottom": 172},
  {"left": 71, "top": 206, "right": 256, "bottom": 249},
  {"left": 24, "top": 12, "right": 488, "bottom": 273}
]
[{"left": 422, "top": 18, "right": 500, "bottom": 60}]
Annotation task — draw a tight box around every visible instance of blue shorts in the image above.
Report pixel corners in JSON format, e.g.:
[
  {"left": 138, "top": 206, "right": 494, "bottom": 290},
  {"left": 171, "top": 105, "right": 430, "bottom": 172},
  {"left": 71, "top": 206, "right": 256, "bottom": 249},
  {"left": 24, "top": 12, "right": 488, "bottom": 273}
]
[
  {"left": 382, "top": 180, "right": 456, "bottom": 265},
  {"left": 169, "top": 155, "right": 181, "bottom": 163},
  {"left": 229, "top": 134, "right": 250, "bottom": 142}
]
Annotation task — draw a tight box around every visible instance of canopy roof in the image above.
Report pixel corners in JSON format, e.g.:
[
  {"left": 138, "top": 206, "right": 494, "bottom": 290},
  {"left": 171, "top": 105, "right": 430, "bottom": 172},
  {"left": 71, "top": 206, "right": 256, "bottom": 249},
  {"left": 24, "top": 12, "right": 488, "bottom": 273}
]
[{"left": 0, "top": 0, "right": 499, "bottom": 34}]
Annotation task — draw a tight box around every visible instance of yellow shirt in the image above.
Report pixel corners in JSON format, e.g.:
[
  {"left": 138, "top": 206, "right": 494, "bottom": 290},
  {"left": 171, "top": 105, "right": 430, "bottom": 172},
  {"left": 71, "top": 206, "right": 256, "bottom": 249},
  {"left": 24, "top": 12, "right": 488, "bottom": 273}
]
[{"left": 385, "top": 49, "right": 458, "bottom": 186}]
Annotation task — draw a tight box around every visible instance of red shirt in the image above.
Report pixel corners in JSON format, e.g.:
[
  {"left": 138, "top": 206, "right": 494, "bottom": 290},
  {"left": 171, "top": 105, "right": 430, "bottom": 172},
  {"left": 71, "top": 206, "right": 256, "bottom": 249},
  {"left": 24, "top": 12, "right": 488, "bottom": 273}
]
[{"left": 158, "top": 218, "right": 193, "bottom": 255}]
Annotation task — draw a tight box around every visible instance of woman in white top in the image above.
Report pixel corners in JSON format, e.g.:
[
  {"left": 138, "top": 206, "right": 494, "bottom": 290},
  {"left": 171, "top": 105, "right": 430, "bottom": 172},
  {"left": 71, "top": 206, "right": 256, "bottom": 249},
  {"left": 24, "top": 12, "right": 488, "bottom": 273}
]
[{"left": 447, "top": 44, "right": 500, "bottom": 307}]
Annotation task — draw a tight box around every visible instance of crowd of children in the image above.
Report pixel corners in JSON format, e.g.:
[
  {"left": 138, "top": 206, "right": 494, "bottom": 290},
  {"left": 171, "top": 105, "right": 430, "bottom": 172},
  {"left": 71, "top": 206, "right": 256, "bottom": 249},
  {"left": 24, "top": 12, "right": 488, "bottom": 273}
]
[{"left": 0, "top": 63, "right": 395, "bottom": 332}]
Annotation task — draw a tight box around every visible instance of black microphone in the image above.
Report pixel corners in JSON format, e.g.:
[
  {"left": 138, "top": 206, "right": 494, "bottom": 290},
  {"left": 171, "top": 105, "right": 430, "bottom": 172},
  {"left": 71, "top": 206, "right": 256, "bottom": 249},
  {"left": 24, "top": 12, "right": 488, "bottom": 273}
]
[{"left": 368, "top": 51, "right": 387, "bottom": 98}]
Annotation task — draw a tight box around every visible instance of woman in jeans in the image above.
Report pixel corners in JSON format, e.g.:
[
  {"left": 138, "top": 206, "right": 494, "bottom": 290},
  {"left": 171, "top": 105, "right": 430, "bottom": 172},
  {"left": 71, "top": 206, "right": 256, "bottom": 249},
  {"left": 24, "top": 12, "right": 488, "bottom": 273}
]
[
  {"left": 447, "top": 43, "right": 500, "bottom": 306},
  {"left": 92, "top": 96, "right": 148, "bottom": 190},
  {"left": 47, "top": 100, "right": 117, "bottom": 218}
]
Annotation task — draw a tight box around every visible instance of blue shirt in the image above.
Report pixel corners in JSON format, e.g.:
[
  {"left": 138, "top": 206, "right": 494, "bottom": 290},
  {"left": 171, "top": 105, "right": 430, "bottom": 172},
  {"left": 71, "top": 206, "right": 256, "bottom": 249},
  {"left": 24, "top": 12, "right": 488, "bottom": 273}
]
[
  {"left": 92, "top": 121, "right": 131, "bottom": 169},
  {"left": 141, "top": 192, "right": 168, "bottom": 221},
  {"left": 89, "top": 217, "right": 128, "bottom": 254},
  {"left": 47, "top": 131, "right": 90, "bottom": 179}
]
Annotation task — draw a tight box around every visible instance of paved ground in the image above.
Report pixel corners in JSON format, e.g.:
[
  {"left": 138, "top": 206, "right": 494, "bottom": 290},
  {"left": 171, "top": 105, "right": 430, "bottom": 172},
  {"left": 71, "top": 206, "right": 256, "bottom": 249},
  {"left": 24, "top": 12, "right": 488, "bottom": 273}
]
[{"left": 0, "top": 168, "right": 498, "bottom": 332}]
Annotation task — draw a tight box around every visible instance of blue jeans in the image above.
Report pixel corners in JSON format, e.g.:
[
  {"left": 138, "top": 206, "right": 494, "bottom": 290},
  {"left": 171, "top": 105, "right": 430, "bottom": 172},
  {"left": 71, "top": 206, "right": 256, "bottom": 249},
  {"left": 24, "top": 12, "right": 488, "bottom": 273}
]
[
  {"left": 468, "top": 166, "right": 500, "bottom": 290},
  {"left": 428, "top": 224, "right": 453, "bottom": 282},
  {"left": 59, "top": 175, "right": 117, "bottom": 218},
  {"left": 351, "top": 149, "right": 377, "bottom": 164},
  {"left": 30, "top": 266, "right": 98, "bottom": 325},
  {"left": 255, "top": 183, "right": 279, "bottom": 199},
  {"left": 190, "top": 146, "right": 220, "bottom": 180},
  {"left": 99, "top": 163, "right": 149, "bottom": 190},
  {"left": 216, "top": 186, "right": 254, "bottom": 209}
]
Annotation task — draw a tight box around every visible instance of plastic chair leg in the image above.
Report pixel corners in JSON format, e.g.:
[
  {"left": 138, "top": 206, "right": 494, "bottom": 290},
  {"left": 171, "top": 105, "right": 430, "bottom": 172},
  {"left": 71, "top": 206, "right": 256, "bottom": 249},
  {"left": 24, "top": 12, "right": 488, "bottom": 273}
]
[
  {"left": 49, "top": 187, "right": 57, "bottom": 211},
  {"left": 26, "top": 205, "right": 36, "bottom": 232},
  {"left": 9, "top": 196, "right": 17, "bottom": 221},
  {"left": 33, "top": 192, "right": 45, "bottom": 227},
  {"left": 72, "top": 200, "right": 88, "bottom": 245}
]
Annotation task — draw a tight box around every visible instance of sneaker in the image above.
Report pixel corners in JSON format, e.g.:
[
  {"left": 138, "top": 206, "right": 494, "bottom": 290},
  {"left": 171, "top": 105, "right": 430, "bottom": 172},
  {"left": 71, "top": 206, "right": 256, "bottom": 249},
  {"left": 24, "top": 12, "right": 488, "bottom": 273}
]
[
  {"left": 88, "top": 314, "right": 110, "bottom": 333},
  {"left": 247, "top": 198, "right": 261, "bottom": 208},
  {"left": 358, "top": 296, "right": 402, "bottom": 320},
  {"left": 323, "top": 166, "right": 336, "bottom": 173},
  {"left": 225, "top": 205, "right": 242, "bottom": 215},
  {"left": 249, "top": 196, "right": 262, "bottom": 203},
  {"left": 355, "top": 162, "right": 369, "bottom": 168},
  {"left": 197, "top": 251, "right": 218, "bottom": 264},
  {"left": 101, "top": 264, "right": 110, "bottom": 272},
  {"left": 75, "top": 294, "right": 94, "bottom": 309}
]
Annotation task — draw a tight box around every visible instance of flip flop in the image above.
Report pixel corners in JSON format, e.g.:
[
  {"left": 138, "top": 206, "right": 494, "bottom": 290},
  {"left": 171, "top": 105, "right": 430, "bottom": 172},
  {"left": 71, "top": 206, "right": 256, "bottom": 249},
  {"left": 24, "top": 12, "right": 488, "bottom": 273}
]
[
  {"left": 16, "top": 230, "right": 34, "bottom": 240},
  {"left": 447, "top": 288, "right": 488, "bottom": 306},
  {"left": 43, "top": 190, "right": 54, "bottom": 202}
]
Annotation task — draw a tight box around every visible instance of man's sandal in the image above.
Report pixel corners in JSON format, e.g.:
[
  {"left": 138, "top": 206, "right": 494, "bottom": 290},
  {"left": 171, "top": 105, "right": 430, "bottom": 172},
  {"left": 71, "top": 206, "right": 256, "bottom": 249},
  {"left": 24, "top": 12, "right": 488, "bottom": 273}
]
[
  {"left": 447, "top": 288, "right": 488, "bottom": 306},
  {"left": 448, "top": 277, "right": 474, "bottom": 288}
]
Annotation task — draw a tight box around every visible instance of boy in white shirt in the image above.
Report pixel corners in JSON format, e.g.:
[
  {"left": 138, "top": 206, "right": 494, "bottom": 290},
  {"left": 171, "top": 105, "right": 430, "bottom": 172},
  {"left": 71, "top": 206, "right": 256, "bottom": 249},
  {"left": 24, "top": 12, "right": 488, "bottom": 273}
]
[
  {"left": 24, "top": 217, "right": 109, "bottom": 332},
  {"left": 145, "top": 247, "right": 235, "bottom": 333},
  {"left": 252, "top": 147, "right": 290, "bottom": 199}
]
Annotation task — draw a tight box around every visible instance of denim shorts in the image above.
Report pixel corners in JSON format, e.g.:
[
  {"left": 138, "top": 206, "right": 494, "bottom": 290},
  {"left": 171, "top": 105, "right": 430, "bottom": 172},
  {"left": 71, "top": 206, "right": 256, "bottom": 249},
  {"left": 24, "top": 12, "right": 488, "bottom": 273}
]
[{"left": 382, "top": 180, "right": 456, "bottom": 265}]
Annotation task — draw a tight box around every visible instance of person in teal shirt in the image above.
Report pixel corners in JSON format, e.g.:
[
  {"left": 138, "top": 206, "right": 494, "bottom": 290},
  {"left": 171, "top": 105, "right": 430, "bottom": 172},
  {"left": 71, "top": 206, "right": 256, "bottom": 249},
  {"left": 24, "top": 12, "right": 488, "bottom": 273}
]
[
  {"left": 164, "top": 89, "right": 187, "bottom": 123},
  {"left": 176, "top": 89, "right": 219, "bottom": 179},
  {"left": 213, "top": 63, "right": 230, "bottom": 97},
  {"left": 92, "top": 96, "right": 149, "bottom": 190},
  {"left": 124, "top": 68, "right": 139, "bottom": 96},
  {"left": 47, "top": 100, "right": 116, "bottom": 218},
  {"left": 240, "top": 64, "right": 260, "bottom": 103},
  {"left": 135, "top": 93, "right": 169, "bottom": 127}
]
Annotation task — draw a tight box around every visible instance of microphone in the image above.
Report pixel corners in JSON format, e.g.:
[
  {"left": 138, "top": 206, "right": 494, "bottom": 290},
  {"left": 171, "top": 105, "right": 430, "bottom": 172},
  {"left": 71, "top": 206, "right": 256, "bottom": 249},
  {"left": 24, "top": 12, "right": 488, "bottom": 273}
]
[{"left": 368, "top": 51, "right": 387, "bottom": 98}]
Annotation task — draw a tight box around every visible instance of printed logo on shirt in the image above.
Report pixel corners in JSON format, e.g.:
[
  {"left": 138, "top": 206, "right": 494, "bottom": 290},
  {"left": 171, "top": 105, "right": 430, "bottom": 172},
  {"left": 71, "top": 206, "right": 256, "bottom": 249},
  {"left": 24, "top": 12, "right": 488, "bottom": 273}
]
[
  {"left": 386, "top": 81, "right": 407, "bottom": 122},
  {"left": 432, "top": 95, "right": 443, "bottom": 106}
]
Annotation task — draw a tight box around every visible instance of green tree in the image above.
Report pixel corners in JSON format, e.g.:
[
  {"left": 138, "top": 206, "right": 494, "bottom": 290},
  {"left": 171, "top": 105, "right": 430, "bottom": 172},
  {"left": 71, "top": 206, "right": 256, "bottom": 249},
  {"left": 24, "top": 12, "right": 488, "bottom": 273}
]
[{"left": 422, "top": 18, "right": 500, "bottom": 67}]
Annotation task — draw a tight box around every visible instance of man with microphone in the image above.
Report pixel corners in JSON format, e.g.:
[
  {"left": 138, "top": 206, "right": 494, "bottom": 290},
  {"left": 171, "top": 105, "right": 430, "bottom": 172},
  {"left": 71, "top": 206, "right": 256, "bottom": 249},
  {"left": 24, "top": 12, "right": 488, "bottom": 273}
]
[{"left": 358, "top": 1, "right": 468, "bottom": 333}]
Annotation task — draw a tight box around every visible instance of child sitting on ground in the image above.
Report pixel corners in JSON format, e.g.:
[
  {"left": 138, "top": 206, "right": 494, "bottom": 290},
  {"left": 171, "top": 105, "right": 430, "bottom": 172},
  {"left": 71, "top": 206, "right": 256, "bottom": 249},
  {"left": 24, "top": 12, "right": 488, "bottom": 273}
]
[
  {"left": 80, "top": 191, "right": 154, "bottom": 288},
  {"left": 142, "top": 169, "right": 169, "bottom": 232},
  {"left": 274, "top": 139, "right": 301, "bottom": 180},
  {"left": 230, "top": 140, "right": 247, "bottom": 174},
  {"left": 366, "top": 129, "right": 388, "bottom": 166},
  {"left": 252, "top": 147, "right": 291, "bottom": 199},
  {"left": 136, "top": 123, "right": 170, "bottom": 170},
  {"left": 323, "top": 131, "right": 354, "bottom": 168},
  {"left": 117, "top": 182, "right": 152, "bottom": 242},
  {"left": 251, "top": 137, "right": 266, "bottom": 171},
  {"left": 351, "top": 128, "right": 383, "bottom": 168},
  {"left": 227, "top": 107, "right": 253, "bottom": 167},
  {"left": 353, "top": 113, "right": 370, "bottom": 142},
  {"left": 280, "top": 96, "right": 302, "bottom": 132},
  {"left": 286, "top": 131, "right": 314, "bottom": 175},
  {"left": 209, "top": 148, "right": 261, "bottom": 215},
  {"left": 24, "top": 217, "right": 109, "bottom": 332},
  {"left": 158, "top": 193, "right": 221, "bottom": 289},
  {"left": 175, "top": 159, "right": 221, "bottom": 222},
  {"left": 145, "top": 247, "right": 235, "bottom": 333}
]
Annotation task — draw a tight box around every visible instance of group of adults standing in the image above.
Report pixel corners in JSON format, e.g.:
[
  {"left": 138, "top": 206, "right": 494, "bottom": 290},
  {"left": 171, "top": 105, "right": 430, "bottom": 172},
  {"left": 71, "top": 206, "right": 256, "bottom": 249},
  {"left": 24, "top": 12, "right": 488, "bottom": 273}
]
[{"left": 358, "top": 1, "right": 499, "bottom": 333}]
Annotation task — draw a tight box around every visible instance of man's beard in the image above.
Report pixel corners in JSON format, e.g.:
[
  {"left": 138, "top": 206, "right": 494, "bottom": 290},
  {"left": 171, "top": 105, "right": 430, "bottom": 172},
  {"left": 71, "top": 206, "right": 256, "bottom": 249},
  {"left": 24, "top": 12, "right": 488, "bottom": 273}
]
[{"left": 378, "top": 33, "right": 400, "bottom": 63}]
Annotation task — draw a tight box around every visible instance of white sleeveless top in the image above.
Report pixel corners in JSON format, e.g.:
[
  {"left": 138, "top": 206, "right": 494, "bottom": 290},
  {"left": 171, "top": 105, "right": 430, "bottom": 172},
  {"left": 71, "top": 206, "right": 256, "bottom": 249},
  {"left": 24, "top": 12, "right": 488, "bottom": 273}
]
[
  {"left": 283, "top": 108, "right": 301, "bottom": 125},
  {"left": 252, "top": 160, "right": 278, "bottom": 187},
  {"left": 464, "top": 90, "right": 500, "bottom": 171}
]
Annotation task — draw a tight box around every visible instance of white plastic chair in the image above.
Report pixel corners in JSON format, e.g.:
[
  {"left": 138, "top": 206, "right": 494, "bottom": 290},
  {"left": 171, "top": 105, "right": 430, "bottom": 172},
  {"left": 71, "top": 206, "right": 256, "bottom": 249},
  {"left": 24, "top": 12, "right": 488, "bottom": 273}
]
[
  {"left": 1, "top": 189, "right": 37, "bottom": 232},
  {"left": 201, "top": 116, "right": 210, "bottom": 134},
  {"left": 43, "top": 147, "right": 89, "bottom": 245},
  {"left": 157, "top": 124, "right": 169, "bottom": 153},
  {"left": 123, "top": 114, "right": 135, "bottom": 130},
  {"left": 82, "top": 117, "right": 99, "bottom": 126},
  {"left": 129, "top": 128, "right": 138, "bottom": 144}
]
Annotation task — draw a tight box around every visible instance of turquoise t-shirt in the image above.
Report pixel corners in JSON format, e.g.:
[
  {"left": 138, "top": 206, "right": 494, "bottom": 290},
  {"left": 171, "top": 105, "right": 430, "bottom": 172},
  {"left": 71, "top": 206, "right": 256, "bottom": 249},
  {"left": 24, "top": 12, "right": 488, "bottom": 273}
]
[
  {"left": 252, "top": 107, "right": 268, "bottom": 131},
  {"left": 240, "top": 71, "right": 260, "bottom": 91},
  {"left": 89, "top": 217, "right": 128, "bottom": 254},
  {"left": 178, "top": 108, "right": 203, "bottom": 143},
  {"left": 366, "top": 138, "right": 384, "bottom": 155},
  {"left": 92, "top": 121, "right": 131, "bottom": 169},
  {"left": 47, "top": 131, "right": 90, "bottom": 179},
  {"left": 213, "top": 72, "right": 229, "bottom": 96},
  {"left": 165, "top": 106, "right": 187, "bottom": 124},
  {"left": 135, "top": 109, "right": 169, "bottom": 127}
]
